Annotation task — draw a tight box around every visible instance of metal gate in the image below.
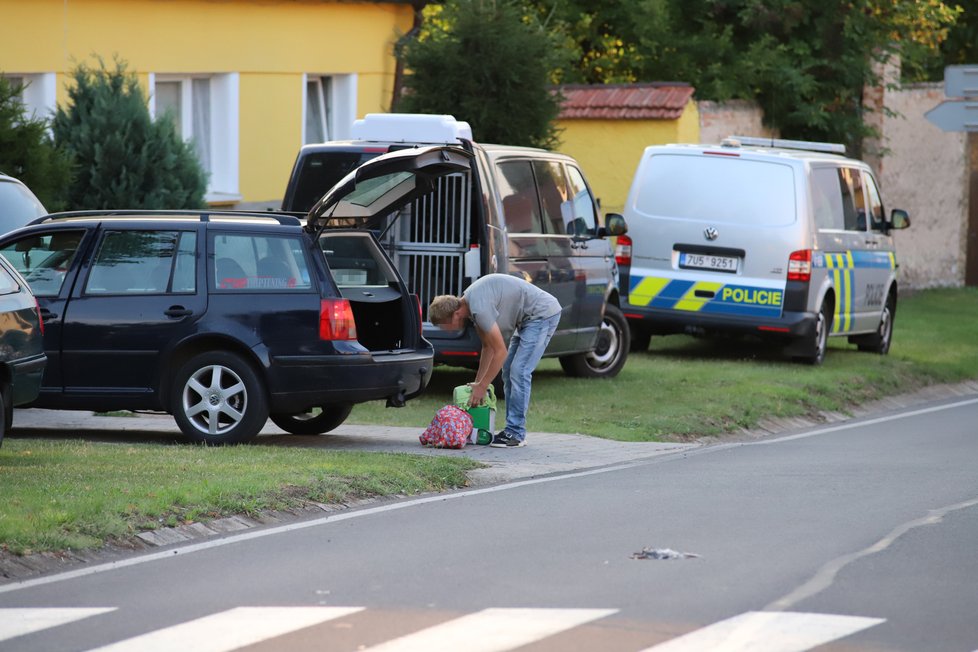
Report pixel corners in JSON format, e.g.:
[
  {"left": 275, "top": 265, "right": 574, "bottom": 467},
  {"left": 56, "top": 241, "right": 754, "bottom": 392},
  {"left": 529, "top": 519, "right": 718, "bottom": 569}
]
[{"left": 380, "top": 173, "right": 471, "bottom": 320}]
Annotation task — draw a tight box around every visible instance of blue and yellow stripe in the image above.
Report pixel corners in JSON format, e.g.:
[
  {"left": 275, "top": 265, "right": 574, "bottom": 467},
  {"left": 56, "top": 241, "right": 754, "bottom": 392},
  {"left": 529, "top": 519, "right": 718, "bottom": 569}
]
[
  {"left": 815, "top": 250, "right": 895, "bottom": 334},
  {"left": 629, "top": 275, "right": 784, "bottom": 319}
]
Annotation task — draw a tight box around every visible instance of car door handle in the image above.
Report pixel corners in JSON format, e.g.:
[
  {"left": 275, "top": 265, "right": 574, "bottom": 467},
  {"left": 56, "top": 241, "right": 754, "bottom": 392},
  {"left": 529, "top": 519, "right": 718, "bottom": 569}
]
[
  {"left": 39, "top": 308, "right": 58, "bottom": 321},
  {"left": 164, "top": 306, "right": 193, "bottom": 318}
]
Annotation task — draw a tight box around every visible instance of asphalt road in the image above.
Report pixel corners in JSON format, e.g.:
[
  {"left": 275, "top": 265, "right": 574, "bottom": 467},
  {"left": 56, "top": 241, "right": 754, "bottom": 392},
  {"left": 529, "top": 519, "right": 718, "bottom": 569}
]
[{"left": 1, "top": 393, "right": 977, "bottom": 651}]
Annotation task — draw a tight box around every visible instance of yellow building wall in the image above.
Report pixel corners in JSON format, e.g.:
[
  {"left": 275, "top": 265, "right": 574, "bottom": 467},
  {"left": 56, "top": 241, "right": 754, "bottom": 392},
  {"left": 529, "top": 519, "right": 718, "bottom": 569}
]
[
  {"left": 556, "top": 106, "right": 701, "bottom": 216},
  {"left": 0, "top": 0, "right": 413, "bottom": 203}
]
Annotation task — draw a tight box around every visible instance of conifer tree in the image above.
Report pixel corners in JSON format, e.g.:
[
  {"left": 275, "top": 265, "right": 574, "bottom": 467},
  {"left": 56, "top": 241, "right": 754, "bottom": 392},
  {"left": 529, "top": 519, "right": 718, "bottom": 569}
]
[
  {"left": 52, "top": 57, "right": 206, "bottom": 209},
  {"left": 0, "top": 75, "right": 72, "bottom": 211}
]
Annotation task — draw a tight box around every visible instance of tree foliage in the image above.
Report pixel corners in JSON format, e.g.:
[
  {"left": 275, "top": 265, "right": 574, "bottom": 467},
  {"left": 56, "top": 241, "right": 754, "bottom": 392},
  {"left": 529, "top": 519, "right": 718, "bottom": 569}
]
[
  {"left": 0, "top": 75, "right": 73, "bottom": 211},
  {"left": 527, "top": 0, "right": 962, "bottom": 152},
  {"left": 52, "top": 57, "right": 206, "bottom": 210},
  {"left": 395, "top": 0, "right": 567, "bottom": 148}
]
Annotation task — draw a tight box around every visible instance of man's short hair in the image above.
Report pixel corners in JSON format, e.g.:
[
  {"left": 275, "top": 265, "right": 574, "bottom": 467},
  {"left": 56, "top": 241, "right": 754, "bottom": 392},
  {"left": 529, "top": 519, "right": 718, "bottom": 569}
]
[{"left": 428, "top": 295, "right": 461, "bottom": 324}]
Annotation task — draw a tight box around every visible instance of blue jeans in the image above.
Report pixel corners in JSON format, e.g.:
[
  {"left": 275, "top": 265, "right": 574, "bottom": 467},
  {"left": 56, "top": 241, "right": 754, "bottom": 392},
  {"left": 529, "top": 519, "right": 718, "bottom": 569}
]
[{"left": 502, "top": 313, "right": 560, "bottom": 441}]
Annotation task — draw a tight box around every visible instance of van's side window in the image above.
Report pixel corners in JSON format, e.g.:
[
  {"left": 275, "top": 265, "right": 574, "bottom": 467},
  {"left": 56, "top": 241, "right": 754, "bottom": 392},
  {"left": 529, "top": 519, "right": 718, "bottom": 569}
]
[
  {"left": 839, "top": 167, "right": 866, "bottom": 232},
  {"left": 565, "top": 165, "right": 598, "bottom": 236},
  {"left": 533, "top": 160, "right": 568, "bottom": 235},
  {"left": 864, "top": 174, "right": 886, "bottom": 231},
  {"left": 497, "top": 161, "right": 544, "bottom": 234},
  {"left": 811, "top": 168, "right": 845, "bottom": 231}
]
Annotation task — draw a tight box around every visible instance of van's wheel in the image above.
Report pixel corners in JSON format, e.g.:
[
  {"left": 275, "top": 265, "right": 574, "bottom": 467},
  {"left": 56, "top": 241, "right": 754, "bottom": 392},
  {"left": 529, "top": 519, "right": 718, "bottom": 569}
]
[
  {"left": 559, "top": 304, "right": 630, "bottom": 378},
  {"left": 855, "top": 293, "right": 895, "bottom": 354},
  {"left": 794, "top": 302, "right": 831, "bottom": 365},
  {"left": 271, "top": 404, "right": 353, "bottom": 435},
  {"left": 172, "top": 351, "right": 269, "bottom": 445}
]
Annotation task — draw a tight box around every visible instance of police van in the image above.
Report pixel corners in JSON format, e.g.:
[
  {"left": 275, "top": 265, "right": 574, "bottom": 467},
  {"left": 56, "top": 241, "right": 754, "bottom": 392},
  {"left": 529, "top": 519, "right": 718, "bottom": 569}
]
[{"left": 616, "top": 136, "right": 911, "bottom": 364}]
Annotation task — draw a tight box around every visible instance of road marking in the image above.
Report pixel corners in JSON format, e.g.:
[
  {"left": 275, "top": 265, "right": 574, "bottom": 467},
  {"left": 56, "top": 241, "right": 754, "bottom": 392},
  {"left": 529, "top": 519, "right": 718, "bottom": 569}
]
[
  {"left": 2, "top": 396, "right": 974, "bottom": 595},
  {"left": 638, "top": 611, "right": 884, "bottom": 652},
  {"left": 83, "top": 606, "right": 363, "bottom": 652},
  {"left": 0, "top": 607, "right": 115, "bottom": 642},
  {"left": 363, "top": 608, "right": 617, "bottom": 652}
]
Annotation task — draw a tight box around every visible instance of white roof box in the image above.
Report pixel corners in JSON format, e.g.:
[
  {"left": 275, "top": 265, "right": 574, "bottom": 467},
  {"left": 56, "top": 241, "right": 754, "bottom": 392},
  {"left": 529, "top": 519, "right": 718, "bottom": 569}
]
[{"left": 351, "top": 113, "right": 473, "bottom": 144}]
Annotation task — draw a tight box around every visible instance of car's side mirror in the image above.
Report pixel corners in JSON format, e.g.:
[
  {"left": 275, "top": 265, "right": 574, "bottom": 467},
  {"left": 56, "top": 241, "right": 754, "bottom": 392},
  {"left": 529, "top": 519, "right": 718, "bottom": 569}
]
[
  {"left": 598, "top": 213, "right": 628, "bottom": 238},
  {"left": 889, "top": 208, "right": 910, "bottom": 230}
]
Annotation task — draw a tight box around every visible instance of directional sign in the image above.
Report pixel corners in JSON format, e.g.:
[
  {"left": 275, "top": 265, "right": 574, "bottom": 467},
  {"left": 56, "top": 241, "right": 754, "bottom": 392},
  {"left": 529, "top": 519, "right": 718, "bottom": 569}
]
[
  {"left": 925, "top": 100, "right": 978, "bottom": 132},
  {"left": 944, "top": 65, "right": 978, "bottom": 98}
]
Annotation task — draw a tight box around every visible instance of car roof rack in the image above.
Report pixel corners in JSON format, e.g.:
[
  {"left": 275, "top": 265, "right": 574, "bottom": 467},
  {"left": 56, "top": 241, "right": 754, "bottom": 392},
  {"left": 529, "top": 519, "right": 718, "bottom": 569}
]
[
  {"left": 30, "top": 209, "right": 302, "bottom": 227},
  {"left": 722, "top": 135, "right": 847, "bottom": 155}
]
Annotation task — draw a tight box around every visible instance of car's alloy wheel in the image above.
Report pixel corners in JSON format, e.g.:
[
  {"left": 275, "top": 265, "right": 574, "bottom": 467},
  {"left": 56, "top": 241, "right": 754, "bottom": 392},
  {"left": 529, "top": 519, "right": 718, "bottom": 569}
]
[
  {"left": 559, "top": 304, "right": 630, "bottom": 378},
  {"left": 172, "top": 351, "right": 268, "bottom": 444},
  {"left": 270, "top": 404, "right": 353, "bottom": 435}
]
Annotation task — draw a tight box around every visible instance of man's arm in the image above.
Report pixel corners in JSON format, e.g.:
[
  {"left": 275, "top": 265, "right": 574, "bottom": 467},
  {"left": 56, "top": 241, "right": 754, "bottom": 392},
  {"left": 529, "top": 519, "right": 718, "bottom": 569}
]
[{"left": 470, "top": 322, "right": 507, "bottom": 406}]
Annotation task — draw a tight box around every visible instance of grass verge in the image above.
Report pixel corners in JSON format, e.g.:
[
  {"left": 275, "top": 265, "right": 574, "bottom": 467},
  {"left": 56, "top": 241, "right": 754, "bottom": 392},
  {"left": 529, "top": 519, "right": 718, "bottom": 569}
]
[
  {"left": 0, "top": 441, "right": 479, "bottom": 555},
  {"left": 349, "top": 287, "right": 978, "bottom": 441}
]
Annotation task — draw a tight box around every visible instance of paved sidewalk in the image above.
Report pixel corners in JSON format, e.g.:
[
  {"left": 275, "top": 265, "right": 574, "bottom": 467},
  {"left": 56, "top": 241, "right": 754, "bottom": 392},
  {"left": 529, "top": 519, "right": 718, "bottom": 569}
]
[{"left": 11, "top": 409, "right": 697, "bottom": 485}]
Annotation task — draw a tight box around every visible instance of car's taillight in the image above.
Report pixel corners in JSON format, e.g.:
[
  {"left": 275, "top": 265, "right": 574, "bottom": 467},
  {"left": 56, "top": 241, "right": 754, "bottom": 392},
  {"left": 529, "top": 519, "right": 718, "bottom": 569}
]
[
  {"left": 615, "top": 234, "right": 633, "bottom": 267},
  {"left": 34, "top": 298, "right": 44, "bottom": 335},
  {"left": 319, "top": 298, "right": 358, "bottom": 341},
  {"left": 787, "top": 249, "right": 812, "bottom": 282}
]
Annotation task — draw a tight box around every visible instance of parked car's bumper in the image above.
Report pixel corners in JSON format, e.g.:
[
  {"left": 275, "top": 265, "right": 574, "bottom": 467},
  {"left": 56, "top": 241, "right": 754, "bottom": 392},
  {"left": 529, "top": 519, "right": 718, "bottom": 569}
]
[
  {"left": 622, "top": 304, "right": 817, "bottom": 339},
  {"left": 268, "top": 350, "right": 434, "bottom": 411}
]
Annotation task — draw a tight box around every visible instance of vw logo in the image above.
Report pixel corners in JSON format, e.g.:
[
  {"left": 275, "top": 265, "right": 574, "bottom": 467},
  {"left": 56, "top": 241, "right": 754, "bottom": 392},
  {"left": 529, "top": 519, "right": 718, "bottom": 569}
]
[{"left": 704, "top": 227, "right": 719, "bottom": 241}]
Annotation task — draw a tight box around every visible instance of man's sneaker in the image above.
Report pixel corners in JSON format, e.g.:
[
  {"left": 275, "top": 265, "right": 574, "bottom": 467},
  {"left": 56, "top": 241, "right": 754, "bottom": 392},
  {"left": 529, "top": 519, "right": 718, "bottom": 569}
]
[{"left": 489, "top": 431, "right": 526, "bottom": 448}]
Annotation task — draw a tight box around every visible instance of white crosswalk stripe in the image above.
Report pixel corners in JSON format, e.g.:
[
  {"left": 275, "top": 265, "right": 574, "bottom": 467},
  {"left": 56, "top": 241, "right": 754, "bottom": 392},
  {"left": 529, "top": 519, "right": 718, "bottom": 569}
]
[
  {"left": 0, "top": 606, "right": 891, "bottom": 651},
  {"left": 363, "top": 607, "right": 618, "bottom": 652},
  {"left": 0, "top": 607, "right": 116, "bottom": 643},
  {"left": 83, "top": 606, "right": 363, "bottom": 652},
  {"left": 638, "top": 611, "right": 885, "bottom": 652}
]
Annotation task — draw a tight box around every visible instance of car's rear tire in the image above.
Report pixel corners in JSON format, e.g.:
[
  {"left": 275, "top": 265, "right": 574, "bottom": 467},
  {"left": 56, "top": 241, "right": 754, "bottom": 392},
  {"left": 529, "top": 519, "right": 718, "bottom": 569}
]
[
  {"left": 172, "top": 351, "right": 268, "bottom": 445},
  {"left": 559, "top": 304, "right": 630, "bottom": 378},
  {"left": 854, "top": 293, "right": 895, "bottom": 355},
  {"left": 629, "top": 324, "right": 652, "bottom": 353},
  {"left": 270, "top": 404, "right": 353, "bottom": 435}
]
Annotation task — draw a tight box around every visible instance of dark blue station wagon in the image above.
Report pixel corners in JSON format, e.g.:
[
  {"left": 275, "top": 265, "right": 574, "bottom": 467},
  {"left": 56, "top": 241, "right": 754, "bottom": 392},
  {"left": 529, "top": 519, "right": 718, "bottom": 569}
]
[{"left": 0, "top": 146, "right": 471, "bottom": 444}]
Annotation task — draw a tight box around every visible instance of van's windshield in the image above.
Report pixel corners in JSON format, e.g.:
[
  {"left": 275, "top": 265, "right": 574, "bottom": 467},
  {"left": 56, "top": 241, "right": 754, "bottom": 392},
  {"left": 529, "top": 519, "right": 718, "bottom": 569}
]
[{"left": 634, "top": 154, "right": 797, "bottom": 226}]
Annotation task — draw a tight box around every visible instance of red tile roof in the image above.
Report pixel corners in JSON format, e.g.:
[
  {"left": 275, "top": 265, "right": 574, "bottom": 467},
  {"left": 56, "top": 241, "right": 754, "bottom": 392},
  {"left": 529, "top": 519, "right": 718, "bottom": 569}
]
[{"left": 557, "top": 83, "right": 695, "bottom": 120}]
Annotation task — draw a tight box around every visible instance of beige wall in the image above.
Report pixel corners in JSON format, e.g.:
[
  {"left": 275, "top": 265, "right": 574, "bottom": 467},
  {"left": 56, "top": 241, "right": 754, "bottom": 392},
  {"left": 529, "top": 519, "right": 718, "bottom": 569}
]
[{"left": 697, "top": 100, "right": 776, "bottom": 144}]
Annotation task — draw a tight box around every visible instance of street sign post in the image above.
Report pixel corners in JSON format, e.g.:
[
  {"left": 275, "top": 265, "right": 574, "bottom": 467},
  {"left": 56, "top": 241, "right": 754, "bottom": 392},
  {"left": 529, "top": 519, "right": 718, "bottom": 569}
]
[{"left": 927, "top": 65, "right": 978, "bottom": 132}]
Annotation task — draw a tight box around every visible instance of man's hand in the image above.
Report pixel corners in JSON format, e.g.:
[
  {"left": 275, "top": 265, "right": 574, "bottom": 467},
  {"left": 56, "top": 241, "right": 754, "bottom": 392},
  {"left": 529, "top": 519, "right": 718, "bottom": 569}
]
[{"left": 468, "top": 382, "right": 487, "bottom": 408}]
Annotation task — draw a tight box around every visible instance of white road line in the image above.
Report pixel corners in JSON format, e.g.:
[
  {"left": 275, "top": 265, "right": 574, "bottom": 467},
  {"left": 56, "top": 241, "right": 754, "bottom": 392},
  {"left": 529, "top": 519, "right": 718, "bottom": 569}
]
[
  {"left": 2, "top": 396, "right": 974, "bottom": 596},
  {"left": 83, "top": 606, "right": 363, "bottom": 652},
  {"left": 363, "top": 607, "right": 617, "bottom": 652},
  {"left": 0, "top": 607, "right": 115, "bottom": 643},
  {"left": 638, "top": 611, "right": 884, "bottom": 652}
]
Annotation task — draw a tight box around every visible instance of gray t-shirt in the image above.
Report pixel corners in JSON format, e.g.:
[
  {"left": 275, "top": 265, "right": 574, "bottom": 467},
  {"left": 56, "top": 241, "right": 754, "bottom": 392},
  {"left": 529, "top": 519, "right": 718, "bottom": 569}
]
[{"left": 463, "top": 274, "right": 561, "bottom": 340}]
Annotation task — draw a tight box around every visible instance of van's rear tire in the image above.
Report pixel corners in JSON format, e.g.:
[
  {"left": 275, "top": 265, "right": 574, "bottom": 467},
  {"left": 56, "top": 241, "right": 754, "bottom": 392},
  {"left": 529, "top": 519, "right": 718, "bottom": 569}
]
[
  {"left": 792, "top": 302, "right": 831, "bottom": 366},
  {"left": 559, "top": 305, "right": 630, "bottom": 378},
  {"left": 629, "top": 325, "right": 652, "bottom": 353}
]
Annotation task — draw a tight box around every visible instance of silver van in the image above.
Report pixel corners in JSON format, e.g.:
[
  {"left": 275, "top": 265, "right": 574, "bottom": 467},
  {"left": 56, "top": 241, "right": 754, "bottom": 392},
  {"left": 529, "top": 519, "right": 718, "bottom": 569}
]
[
  {"left": 283, "top": 114, "right": 630, "bottom": 378},
  {"left": 617, "top": 136, "right": 910, "bottom": 364}
]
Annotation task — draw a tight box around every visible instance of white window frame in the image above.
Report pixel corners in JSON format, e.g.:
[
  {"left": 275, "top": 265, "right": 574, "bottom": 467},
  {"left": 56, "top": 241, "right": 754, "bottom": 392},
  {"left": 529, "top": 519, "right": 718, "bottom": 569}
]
[
  {"left": 149, "top": 73, "right": 240, "bottom": 204},
  {"left": 5, "top": 73, "right": 57, "bottom": 121},
  {"left": 302, "top": 73, "right": 357, "bottom": 143}
]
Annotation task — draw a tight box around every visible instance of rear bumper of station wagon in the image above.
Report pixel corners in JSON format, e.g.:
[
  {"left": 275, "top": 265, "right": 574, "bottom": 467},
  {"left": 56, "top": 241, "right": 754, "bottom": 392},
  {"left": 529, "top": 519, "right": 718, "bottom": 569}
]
[{"left": 268, "top": 350, "right": 434, "bottom": 411}]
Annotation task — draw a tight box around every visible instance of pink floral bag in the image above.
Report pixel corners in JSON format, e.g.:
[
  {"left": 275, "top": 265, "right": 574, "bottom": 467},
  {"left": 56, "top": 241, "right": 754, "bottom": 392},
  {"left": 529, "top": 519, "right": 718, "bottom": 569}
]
[{"left": 419, "top": 405, "right": 473, "bottom": 449}]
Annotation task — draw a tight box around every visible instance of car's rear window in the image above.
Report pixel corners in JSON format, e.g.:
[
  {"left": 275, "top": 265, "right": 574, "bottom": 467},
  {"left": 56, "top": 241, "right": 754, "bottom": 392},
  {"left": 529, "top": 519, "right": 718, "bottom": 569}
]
[
  {"left": 633, "top": 154, "right": 797, "bottom": 226},
  {"left": 0, "top": 179, "right": 47, "bottom": 235},
  {"left": 289, "top": 151, "right": 382, "bottom": 212}
]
